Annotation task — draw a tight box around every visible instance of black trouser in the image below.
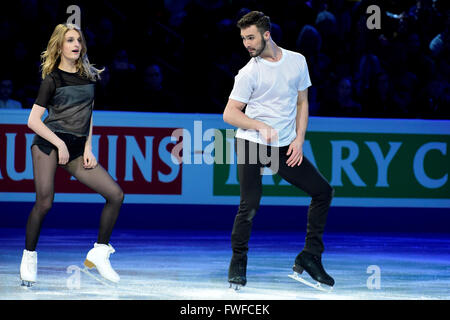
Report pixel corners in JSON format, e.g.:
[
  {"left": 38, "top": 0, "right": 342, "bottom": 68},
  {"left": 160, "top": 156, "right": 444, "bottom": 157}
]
[{"left": 231, "top": 138, "right": 334, "bottom": 257}]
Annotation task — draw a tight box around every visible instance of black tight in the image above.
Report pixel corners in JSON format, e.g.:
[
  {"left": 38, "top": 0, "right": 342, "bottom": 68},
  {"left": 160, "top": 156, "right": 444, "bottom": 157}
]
[{"left": 25, "top": 145, "right": 124, "bottom": 251}]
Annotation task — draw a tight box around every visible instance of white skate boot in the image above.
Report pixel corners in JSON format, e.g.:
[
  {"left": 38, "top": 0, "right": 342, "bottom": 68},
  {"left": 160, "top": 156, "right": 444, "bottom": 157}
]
[
  {"left": 84, "top": 243, "right": 120, "bottom": 283},
  {"left": 20, "top": 250, "right": 37, "bottom": 287}
]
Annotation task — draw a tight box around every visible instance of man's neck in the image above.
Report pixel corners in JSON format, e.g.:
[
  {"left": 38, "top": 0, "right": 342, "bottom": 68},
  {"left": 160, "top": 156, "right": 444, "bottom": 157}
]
[{"left": 260, "top": 40, "right": 282, "bottom": 62}]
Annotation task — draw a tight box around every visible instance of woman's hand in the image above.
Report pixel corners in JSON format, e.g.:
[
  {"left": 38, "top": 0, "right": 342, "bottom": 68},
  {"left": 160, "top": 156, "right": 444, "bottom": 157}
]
[
  {"left": 83, "top": 149, "right": 98, "bottom": 169},
  {"left": 57, "top": 142, "right": 70, "bottom": 165}
]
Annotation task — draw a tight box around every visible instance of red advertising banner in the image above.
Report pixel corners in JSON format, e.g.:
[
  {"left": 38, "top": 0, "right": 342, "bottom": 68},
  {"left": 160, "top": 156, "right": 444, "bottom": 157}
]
[{"left": 0, "top": 124, "right": 182, "bottom": 195}]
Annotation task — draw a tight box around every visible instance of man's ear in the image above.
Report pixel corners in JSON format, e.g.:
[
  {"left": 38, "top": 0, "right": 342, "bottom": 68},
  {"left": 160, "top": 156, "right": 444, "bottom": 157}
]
[{"left": 263, "top": 30, "right": 270, "bottom": 41}]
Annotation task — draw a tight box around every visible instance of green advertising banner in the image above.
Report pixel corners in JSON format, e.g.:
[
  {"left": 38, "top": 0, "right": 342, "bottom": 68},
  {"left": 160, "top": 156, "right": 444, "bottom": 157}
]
[{"left": 214, "top": 120, "right": 449, "bottom": 207}]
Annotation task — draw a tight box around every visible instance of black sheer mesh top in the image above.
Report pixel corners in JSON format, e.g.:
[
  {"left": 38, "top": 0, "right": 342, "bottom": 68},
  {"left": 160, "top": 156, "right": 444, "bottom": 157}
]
[{"left": 35, "top": 68, "right": 95, "bottom": 137}]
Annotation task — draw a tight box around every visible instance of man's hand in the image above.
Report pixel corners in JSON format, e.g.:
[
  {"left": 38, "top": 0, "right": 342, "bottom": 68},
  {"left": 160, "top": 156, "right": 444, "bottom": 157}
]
[
  {"left": 286, "top": 137, "right": 303, "bottom": 167},
  {"left": 257, "top": 122, "right": 278, "bottom": 144}
]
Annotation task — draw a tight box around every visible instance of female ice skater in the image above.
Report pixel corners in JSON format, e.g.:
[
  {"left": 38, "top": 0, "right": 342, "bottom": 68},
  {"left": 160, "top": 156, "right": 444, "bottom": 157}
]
[
  {"left": 223, "top": 11, "right": 335, "bottom": 290},
  {"left": 20, "top": 23, "right": 123, "bottom": 286}
]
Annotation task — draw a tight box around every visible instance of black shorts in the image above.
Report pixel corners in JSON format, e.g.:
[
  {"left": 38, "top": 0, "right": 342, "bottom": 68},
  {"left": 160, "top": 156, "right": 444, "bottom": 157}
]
[{"left": 32, "top": 132, "right": 87, "bottom": 163}]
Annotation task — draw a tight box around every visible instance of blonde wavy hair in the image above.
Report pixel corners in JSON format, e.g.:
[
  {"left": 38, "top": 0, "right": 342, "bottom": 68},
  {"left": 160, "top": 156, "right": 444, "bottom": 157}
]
[{"left": 40, "top": 23, "right": 103, "bottom": 81}]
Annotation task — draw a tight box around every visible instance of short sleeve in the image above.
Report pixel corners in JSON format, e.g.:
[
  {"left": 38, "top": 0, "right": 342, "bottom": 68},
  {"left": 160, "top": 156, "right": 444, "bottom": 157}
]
[
  {"left": 35, "top": 75, "right": 56, "bottom": 108},
  {"left": 229, "top": 70, "right": 255, "bottom": 104},
  {"left": 298, "top": 56, "right": 312, "bottom": 91}
]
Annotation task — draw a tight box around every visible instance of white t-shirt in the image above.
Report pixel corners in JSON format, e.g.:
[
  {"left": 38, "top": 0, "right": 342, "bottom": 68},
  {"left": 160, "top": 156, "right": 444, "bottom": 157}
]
[{"left": 229, "top": 47, "right": 311, "bottom": 146}]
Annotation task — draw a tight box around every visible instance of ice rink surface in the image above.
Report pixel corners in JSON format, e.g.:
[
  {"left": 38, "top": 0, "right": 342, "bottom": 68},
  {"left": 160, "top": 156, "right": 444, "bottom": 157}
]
[{"left": 0, "top": 228, "right": 449, "bottom": 300}]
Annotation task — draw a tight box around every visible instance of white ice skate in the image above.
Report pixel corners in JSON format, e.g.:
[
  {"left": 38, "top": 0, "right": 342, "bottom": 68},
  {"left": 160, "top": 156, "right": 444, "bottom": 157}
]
[
  {"left": 20, "top": 250, "right": 37, "bottom": 287},
  {"left": 83, "top": 243, "right": 120, "bottom": 284}
]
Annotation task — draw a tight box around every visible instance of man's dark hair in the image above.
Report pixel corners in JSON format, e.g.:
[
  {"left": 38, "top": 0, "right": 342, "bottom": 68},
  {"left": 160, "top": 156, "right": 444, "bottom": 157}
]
[{"left": 237, "top": 11, "right": 271, "bottom": 34}]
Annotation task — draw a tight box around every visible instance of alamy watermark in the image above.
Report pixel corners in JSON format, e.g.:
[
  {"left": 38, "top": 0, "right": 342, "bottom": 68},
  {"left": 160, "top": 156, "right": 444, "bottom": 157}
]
[
  {"left": 66, "top": 265, "right": 81, "bottom": 289},
  {"left": 66, "top": 5, "right": 81, "bottom": 27},
  {"left": 366, "top": 265, "right": 381, "bottom": 290},
  {"left": 367, "top": 5, "right": 381, "bottom": 30},
  {"left": 170, "top": 121, "right": 280, "bottom": 175}
]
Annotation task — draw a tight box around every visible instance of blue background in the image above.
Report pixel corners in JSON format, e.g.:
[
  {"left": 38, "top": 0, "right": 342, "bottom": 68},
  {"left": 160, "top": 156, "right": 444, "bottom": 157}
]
[{"left": 2, "top": 202, "right": 449, "bottom": 233}]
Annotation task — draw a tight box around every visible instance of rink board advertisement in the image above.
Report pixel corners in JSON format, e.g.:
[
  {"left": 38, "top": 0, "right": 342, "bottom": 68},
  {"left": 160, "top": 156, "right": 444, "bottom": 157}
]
[{"left": 0, "top": 110, "right": 449, "bottom": 208}]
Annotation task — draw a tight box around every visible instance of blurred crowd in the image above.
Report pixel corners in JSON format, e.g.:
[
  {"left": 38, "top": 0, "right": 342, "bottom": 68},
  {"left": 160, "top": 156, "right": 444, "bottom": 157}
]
[{"left": 1, "top": 0, "right": 449, "bottom": 119}]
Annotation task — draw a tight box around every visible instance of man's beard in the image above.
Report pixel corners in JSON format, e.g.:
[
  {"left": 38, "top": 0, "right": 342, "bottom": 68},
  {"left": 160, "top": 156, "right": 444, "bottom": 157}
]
[{"left": 249, "top": 38, "right": 266, "bottom": 57}]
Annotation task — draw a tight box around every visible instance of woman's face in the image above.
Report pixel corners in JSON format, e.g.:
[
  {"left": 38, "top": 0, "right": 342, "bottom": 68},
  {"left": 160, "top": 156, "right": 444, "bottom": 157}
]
[{"left": 60, "top": 29, "right": 82, "bottom": 62}]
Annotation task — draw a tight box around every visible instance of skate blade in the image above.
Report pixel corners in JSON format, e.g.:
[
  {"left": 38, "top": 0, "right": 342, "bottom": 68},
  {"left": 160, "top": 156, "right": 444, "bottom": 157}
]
[
  {"left": 288, "top": 272, "right": 333, "bottom": 293},
  {"left": 80, "top": 266, "right": 117, "bottom": 288},
  {"left": 20, "top": 280, "right": 35, "bottom": 288},
  {"left": 229, "top": 283, "right": 243, "bottom": 291}
]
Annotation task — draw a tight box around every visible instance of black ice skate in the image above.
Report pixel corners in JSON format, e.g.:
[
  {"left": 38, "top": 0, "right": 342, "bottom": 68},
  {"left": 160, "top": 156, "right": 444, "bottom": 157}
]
[
  {"left": 289, "top": 251, "right": 334, "bottom": 292},
  {"left": 228, "top": 254, "right": 247, "bottom": 291}
]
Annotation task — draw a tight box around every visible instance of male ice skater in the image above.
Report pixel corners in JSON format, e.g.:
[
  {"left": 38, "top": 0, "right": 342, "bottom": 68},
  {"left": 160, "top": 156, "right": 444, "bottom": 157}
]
[{"left": 223, "top": 11, "right": 335, "bottom": 289}]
